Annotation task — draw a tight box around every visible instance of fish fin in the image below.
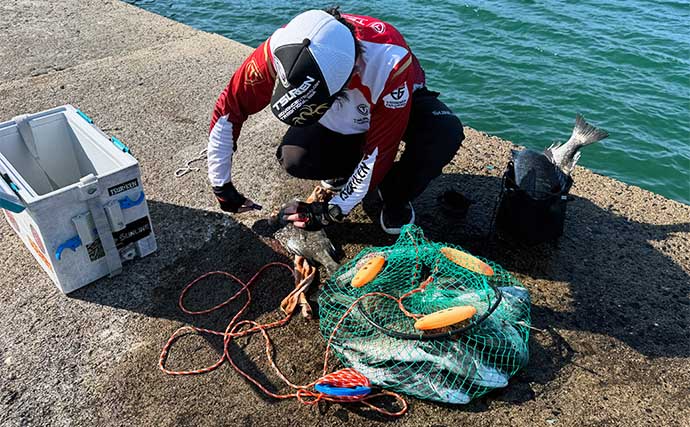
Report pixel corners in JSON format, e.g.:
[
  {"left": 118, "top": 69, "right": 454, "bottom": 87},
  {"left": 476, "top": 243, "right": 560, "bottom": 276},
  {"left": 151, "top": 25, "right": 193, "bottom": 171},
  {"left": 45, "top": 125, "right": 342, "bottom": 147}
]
[
  {"left": 546, "top": 142, "right": 563, "bottom": 151},
  {"left": 314, "top": 230, "right": 339, "bottom": 275},
  {"left": 573, "top": 113, "right": 608, "bottom": 146},
  {"left": 560, "top": 151, "right": 581, "bottom": 176},
  {"left": 543, "top": 142, "right": 562, "bottom": 164},
  {"left": 569, "top": 151, "right": 582, "bottom": 173}
]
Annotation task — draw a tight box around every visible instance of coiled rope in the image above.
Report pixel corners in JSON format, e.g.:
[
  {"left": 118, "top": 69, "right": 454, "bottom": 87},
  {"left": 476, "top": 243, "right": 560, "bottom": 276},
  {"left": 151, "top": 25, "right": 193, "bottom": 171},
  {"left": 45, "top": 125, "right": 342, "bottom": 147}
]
[{"left": 158, "top": 261, "right": 407, "bottom": 417}]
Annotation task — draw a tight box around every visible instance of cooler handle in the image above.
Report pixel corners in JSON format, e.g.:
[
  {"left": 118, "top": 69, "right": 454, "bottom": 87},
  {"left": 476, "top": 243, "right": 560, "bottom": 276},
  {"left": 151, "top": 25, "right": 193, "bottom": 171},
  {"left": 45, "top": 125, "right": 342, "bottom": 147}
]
[
  {"left": 56, "top": 236, "right": 83, "bottom": 261},
  {"left": 0, "top": 176, "right": 25, "bottom": 213}
]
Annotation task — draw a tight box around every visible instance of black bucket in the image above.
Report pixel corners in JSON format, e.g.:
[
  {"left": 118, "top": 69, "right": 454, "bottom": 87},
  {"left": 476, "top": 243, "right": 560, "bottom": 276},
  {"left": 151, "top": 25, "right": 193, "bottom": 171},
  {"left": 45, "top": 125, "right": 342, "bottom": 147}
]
[{"left": 496, "top": 162, "right": 573, "bottom": 244}]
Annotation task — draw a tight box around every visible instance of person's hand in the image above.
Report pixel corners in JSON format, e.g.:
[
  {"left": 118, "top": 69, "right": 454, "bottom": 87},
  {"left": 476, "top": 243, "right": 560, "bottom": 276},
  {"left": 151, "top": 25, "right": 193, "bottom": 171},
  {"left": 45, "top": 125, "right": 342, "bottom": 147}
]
[
  {"left": 279, "top": 200, "right": 343, "bottom": 230},
  {"left": 213, "top": 181, "right": 262, "bottom": 213}
]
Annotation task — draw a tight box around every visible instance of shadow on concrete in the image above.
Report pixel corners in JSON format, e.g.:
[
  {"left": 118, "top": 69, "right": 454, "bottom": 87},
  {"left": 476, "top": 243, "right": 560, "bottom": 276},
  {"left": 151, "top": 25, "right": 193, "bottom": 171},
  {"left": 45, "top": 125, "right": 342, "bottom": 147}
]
[
  {"left": 351, "top": 172, "right": 690, "bottom": 359},
  {"left": 318, "top": 170, "right": 688, "bottom": 409},
  {"left": 64, "top": 198, "right": 549, "bottom": 413},
  {"left": 69, "top": 200, "right": 301, "bottom": 402},
  {"left": 66, "top": 175, "right": 689, "bottom": 414}
]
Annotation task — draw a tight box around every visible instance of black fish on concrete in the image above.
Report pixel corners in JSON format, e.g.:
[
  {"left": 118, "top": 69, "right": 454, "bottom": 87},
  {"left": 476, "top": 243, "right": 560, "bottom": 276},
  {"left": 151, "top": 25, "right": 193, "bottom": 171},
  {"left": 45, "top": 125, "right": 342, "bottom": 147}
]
[{"left": 274, "top": 224, "right": 339, "bottom": 275}]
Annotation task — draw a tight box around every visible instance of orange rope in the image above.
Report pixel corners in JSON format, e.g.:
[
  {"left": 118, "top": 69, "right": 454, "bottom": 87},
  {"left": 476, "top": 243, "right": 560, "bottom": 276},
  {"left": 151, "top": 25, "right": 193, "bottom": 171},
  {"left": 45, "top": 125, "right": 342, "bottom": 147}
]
[{"left": 158, "top": 262, "right": 408, "bottom": 417}]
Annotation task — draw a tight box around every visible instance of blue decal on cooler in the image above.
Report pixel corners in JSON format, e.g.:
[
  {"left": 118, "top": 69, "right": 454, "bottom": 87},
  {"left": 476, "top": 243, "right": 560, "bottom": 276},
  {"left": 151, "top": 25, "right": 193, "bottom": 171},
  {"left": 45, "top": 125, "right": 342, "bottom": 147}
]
[{"left": 118, "top": 191, "right": 145, "bottom": 209}]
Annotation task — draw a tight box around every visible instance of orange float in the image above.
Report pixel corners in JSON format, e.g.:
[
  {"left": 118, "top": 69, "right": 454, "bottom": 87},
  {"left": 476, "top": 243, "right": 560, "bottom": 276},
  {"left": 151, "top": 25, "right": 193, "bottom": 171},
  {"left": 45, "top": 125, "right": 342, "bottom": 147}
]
[
  {"left": 414, "top": 306, "right": 478, "bottom": 331},
  {"left": 351, "top": 256, "right": 386, "bottom": 288},
  {"left": 440, "top": 247, "right": 494, "bottom": 276}
]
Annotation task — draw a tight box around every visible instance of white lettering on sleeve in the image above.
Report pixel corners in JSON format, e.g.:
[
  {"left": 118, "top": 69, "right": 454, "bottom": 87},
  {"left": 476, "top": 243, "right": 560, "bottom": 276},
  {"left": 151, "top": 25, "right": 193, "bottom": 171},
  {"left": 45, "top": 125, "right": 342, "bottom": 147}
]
[{"left": 331, "top": 147, "right": 378, "bottom": 214}]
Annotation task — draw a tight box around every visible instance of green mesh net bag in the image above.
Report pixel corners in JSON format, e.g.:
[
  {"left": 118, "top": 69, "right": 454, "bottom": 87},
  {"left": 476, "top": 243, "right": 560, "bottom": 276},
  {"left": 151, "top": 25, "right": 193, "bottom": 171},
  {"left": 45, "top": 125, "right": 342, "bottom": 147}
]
[{"left": 319, "top": 225, "right": 530, "bottom": 404}]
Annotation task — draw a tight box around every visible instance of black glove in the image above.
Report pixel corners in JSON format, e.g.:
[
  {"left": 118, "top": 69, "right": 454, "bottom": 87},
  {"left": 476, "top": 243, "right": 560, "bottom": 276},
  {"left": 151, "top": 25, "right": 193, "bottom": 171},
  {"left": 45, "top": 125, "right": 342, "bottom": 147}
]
[
  {"left": 213, "top": 181, "right": 260, "bottom": 213},
  {"left": 279, "top": 200, "right": 344, "bottom": 231}
]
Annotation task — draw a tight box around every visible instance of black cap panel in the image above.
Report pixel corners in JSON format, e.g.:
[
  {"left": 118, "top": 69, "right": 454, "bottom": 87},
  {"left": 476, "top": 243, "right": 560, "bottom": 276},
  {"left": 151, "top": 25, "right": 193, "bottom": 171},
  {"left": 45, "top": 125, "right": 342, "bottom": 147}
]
[{"left": 271, "top": 43, "right": 334, "bottom": 126}]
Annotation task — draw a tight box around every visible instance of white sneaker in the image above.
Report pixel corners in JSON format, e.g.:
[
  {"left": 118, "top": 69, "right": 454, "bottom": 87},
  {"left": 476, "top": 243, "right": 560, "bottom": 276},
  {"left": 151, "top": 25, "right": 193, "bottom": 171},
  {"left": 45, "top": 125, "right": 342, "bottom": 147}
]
[{"left": 377, "top": 188, "right": 415, "bottom": 235}]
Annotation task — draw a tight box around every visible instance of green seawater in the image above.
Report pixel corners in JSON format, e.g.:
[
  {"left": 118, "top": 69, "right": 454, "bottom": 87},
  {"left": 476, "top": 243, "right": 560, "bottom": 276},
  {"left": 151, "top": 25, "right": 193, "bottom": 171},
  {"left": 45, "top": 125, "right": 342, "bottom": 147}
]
[{"left": 127, "top": 0, "right": 690, "bottom": 204}]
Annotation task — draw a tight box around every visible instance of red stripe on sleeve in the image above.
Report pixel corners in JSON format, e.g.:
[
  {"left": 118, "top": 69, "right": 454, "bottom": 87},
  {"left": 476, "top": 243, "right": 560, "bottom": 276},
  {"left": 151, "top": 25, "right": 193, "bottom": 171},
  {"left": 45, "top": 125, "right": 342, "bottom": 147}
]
[{"left": 209, "top": 39, "right": 276, "bottom": 146}]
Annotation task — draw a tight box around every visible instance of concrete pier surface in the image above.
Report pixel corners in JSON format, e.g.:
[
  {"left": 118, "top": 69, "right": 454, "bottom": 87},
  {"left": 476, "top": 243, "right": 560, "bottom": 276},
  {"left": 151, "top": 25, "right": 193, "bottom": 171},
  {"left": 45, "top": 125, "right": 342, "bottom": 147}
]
[{"left": 1, "top": 1, "right": 688, "bottom": 426}]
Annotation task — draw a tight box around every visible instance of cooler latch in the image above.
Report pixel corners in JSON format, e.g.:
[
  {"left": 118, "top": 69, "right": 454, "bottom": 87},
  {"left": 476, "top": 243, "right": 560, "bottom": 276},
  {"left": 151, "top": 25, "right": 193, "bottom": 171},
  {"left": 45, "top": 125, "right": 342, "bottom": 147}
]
[{"left": 78, "top": 174, "right": 122, "bottom": 277}]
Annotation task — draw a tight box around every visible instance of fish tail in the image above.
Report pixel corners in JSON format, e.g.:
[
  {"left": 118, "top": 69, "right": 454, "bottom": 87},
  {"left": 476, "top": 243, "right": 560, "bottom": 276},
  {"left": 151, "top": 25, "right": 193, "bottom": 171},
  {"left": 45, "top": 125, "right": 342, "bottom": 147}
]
[{"left": 573, "top": 113, "right": 608, "bottom": 146}]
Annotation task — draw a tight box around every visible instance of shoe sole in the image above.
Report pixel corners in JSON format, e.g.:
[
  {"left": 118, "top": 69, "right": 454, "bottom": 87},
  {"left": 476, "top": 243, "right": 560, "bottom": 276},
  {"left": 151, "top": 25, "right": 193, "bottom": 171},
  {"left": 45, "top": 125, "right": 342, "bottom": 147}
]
[{"left": 379, "top": 202, "right": 416, "bottom": 235}]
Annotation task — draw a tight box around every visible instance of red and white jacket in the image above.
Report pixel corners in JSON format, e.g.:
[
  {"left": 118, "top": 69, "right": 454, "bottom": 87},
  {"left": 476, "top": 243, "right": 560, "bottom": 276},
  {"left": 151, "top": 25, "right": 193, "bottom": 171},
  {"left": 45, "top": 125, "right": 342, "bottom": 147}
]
[{"left": 208, "top": 14, "right": 425, "bottom": 214}]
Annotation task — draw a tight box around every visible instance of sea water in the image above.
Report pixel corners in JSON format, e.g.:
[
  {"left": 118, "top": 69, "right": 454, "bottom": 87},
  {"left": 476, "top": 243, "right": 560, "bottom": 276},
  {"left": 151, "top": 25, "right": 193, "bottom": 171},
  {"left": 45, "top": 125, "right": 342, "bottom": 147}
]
[{"left": 126, "top": 0, "right": 690, "bottom": 204}]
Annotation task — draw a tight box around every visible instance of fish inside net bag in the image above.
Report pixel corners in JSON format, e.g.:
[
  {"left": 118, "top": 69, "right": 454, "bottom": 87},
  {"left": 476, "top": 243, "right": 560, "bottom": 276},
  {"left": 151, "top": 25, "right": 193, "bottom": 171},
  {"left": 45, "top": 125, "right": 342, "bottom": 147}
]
[{"left": 319, "top": 225, "right": 531, "bottom": 404}]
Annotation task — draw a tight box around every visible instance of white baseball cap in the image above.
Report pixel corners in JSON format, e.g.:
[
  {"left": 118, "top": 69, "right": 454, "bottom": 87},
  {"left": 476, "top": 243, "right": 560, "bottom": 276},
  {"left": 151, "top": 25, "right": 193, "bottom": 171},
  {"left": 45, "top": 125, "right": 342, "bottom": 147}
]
[{"left": 269, "top": 10, "right": 356, "bottom": 126}]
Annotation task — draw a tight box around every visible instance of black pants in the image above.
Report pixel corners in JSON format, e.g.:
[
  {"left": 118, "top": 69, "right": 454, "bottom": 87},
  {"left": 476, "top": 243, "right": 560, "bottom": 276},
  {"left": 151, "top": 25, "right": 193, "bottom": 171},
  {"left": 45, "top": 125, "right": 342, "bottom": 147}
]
[{"left": 276, "top": 88, "right": 465, "bottom": 207}]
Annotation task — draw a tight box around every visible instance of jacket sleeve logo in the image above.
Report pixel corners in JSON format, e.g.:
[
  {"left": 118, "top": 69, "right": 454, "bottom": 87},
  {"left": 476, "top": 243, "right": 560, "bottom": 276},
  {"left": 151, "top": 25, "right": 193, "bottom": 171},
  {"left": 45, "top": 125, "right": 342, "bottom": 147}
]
[
  {"left": 383, "top": 84, "right": 409, "bottom": 109},
  {"left": 369, "top": 22, "right": 386, "bottom": 34},
  {"left": 244, "top": 59, "right": 265, "bottom": 86}
]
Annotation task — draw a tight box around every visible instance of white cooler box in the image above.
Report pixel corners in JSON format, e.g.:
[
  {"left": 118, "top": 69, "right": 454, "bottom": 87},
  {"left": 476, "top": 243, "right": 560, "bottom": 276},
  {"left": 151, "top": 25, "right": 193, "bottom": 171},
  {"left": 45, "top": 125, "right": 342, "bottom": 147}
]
[{"left": 0, "top": 105, "right": 157, "bottom": 293}]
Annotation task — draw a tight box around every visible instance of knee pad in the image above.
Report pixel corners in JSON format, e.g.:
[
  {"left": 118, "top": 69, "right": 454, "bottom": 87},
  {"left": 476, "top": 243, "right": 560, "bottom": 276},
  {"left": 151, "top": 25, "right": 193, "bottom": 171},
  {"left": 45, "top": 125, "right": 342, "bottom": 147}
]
[{"left": 277, "top": 145, "right": 310, "bottom": 178}]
